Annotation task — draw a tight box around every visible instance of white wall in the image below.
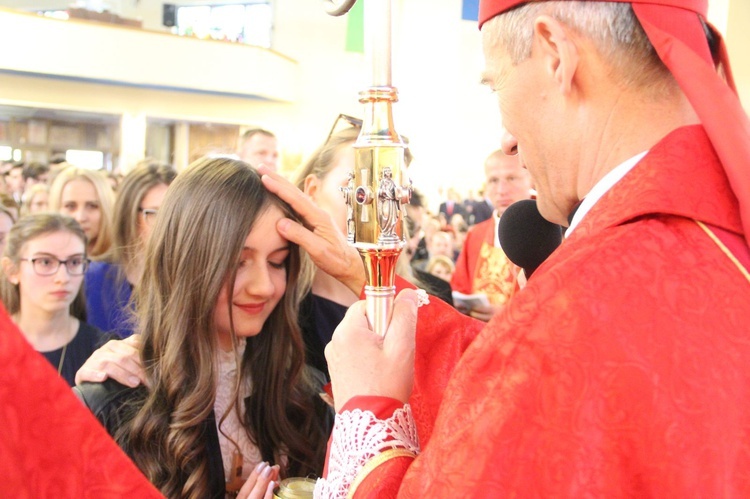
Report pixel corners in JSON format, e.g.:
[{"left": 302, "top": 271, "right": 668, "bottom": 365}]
[{"left": 393, "top": 0, "right": 502, "bottom": 208}]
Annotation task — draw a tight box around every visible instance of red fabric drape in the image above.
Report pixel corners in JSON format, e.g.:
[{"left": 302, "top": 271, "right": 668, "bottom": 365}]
[{"left": 0, "top": 305, "right": 162, "bottom": 498}]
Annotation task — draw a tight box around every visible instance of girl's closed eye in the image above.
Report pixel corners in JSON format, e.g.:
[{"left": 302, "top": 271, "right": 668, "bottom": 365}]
[
  {"left": 267, "top": 247, "right": 290, "bottom": 270},
  {"left": 269, "top": 259, "right": 286, "bottom": 270}
]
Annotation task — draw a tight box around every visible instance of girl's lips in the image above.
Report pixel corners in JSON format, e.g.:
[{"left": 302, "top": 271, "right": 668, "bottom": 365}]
[
  {"left": 235, "top": 302, "right": 265, "bottom": 314},
  {"left": 50, "top": 290, "right": 71, "bottom": 298}
]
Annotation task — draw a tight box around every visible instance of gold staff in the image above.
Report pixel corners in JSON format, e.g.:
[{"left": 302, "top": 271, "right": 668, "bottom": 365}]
[{"left": 325, "top": 0, "right": 411, "bottom": 336}]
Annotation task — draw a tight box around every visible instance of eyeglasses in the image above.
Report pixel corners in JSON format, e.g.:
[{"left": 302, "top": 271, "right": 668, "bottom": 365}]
[
  {"left": 20, "top": 256, "right": 90, "bottom": 276},
  {"left": 138, "top": 208, "right": 159, "bottom": 224},
  {"left": 325, "top": 113, "right": 363, "bottom": 145}
]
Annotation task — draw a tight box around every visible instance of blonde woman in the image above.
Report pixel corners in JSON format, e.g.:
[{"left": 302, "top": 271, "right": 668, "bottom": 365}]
[
  {"left": 426, "top": 254, "right": 456, "bottom": 282},
  {"left": 49, "top": 166, "right": 114, "bottom": 259},
  {"left": 21, "top": 183, "right": 50, "bottom": 216}
]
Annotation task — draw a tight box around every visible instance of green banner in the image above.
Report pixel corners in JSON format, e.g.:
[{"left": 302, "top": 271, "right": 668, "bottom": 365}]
[{"left": 345, "top": 0, "right": 364, "bottom": 53}]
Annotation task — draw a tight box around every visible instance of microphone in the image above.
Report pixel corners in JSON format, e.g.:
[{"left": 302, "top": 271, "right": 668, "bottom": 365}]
[{"left": 498, "top": 199, "right": 563, "bottom": 277}]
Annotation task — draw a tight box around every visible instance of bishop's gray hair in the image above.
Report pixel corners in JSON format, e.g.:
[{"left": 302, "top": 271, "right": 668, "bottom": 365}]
[{"left": 483, "top": 2, "right": 671, "bottom": 90}]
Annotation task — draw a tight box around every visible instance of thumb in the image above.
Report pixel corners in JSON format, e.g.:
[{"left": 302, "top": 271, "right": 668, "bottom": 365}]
[
  {"left": 383, "top": 289, "right": 418, "bottom": 355},
  {"left": 276, "top": 217, "right": 310, "bottom": 248}
]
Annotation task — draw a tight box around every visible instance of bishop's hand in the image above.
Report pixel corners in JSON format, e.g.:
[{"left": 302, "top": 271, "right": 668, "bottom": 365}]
[
  {"left": 259, "top": 165, "right": 365, "bottom": 296},
  {"left": 325, "top": 289, "right": 418, "bottom": 412}
]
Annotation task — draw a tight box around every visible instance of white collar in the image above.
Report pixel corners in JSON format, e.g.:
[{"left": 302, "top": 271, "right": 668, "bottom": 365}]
[
  {"left": 566, "top": 151, "right": 649, "bottom": 237},
  {"left": 492, "top": 209, "right": 502, "bottom": 247}
]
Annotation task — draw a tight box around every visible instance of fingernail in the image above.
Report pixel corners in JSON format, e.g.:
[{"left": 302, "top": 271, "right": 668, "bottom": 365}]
[
  {"left": 254, "top": 461, "right": 266, "bottom": 473},
  {"left": 128, "top": 376, "right": 140, "bottom": 387},
  {"left": 94, "top": 371, "right": 106, "bottom": 381},
  {"left": 262, "top": 464, "right": 273, "bottom": 478},
  {"left": 277, "top": 219, "right": 290, "bottom": 233}
]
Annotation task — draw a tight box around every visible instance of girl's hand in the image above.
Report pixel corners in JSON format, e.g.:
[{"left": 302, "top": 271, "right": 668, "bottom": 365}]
[{"left": 237, "top": 462, "right": 280, "bottom": 499}]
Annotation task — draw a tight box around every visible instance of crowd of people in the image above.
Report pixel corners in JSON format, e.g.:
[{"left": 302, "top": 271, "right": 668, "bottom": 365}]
[
  {"left": 0, "top": 110, "right": 513, "bottom": 498},
  {"left": 3, "top": 0, "right": 750, "bottom": 497}
]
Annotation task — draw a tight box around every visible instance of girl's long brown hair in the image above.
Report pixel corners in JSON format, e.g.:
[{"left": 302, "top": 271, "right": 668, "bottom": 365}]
[
  {"left": 107, "top": 160, "right": 177, "bottom": 277},
  {"left": 118, "top": 158, "right": 328, "bottom": 498}
]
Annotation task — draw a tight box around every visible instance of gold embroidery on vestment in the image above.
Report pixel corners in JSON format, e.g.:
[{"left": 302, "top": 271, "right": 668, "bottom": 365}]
[
  {"left": 347, "top": 448, "right": 416, "bottom": 499},
  {"left": 473, "top": 241, "right": 517, "bottom": 305}
]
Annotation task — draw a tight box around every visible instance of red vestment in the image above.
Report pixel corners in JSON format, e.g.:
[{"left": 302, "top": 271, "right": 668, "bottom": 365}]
[
  {"left": 0, "top": 306, "right": 161, "bottom": 498},
  {"left": 450, "top": 218, "right": 519, "bottom": 305},
  {"left": 323, "top": 126, "right": 750, "bottom": 497}
]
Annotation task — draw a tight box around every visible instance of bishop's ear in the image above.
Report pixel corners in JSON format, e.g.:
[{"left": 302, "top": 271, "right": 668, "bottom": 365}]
[{"left": 532, "top": 15, "right": 579, "bottom": 95}]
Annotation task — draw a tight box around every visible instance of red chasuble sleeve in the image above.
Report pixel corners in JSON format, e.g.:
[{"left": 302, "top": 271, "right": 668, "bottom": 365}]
[
  {"left": 0, "top": 305, "right": 162, "bottom": 498},
  {"left": 367, "top": 275, "right": 483, "bottom": 446}
]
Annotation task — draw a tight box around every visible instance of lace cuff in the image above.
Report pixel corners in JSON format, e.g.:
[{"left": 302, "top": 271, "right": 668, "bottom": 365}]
[{"left": 314, "top": 404, "right": 419, "bottom": 499}]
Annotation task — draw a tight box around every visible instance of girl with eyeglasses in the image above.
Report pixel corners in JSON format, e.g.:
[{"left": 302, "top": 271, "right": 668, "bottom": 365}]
[
  {"left": 74, "top": 158, "right": 332, "bottom": 499},
  {"left": 1, "top": 213, "right": 105, "bottom": 386},
  {"left": 85, "top": 161, "right": 176, "bottom": 338}
]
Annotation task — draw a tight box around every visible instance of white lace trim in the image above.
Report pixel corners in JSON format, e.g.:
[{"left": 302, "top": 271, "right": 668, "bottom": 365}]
[
  {"left": 416, "top": 288, "right": 430, "bottom": 307},
  {"left": 314, "top": 404, "right": 419, "bottom": 499}
]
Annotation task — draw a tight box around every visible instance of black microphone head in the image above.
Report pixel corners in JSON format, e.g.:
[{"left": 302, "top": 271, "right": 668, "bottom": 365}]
[{"left": 498, "top": 199, "right": 563, "bottom": 277}]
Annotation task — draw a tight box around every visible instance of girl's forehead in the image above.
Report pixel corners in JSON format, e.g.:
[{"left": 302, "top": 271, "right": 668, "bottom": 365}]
[
  {"left": 242, "top": 205, "right": 290, "bottom": 246},
  {"left": 23, "top": 230, "right": 85, "bottom": 252}
]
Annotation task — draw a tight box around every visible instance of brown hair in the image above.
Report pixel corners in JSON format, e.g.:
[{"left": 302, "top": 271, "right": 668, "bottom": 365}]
[
  {"left": 107, "top": 160, "right": 177, "bottom": 276},
  {"left": 119, "top": 157, "right": 328, "bottom": 498}
]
